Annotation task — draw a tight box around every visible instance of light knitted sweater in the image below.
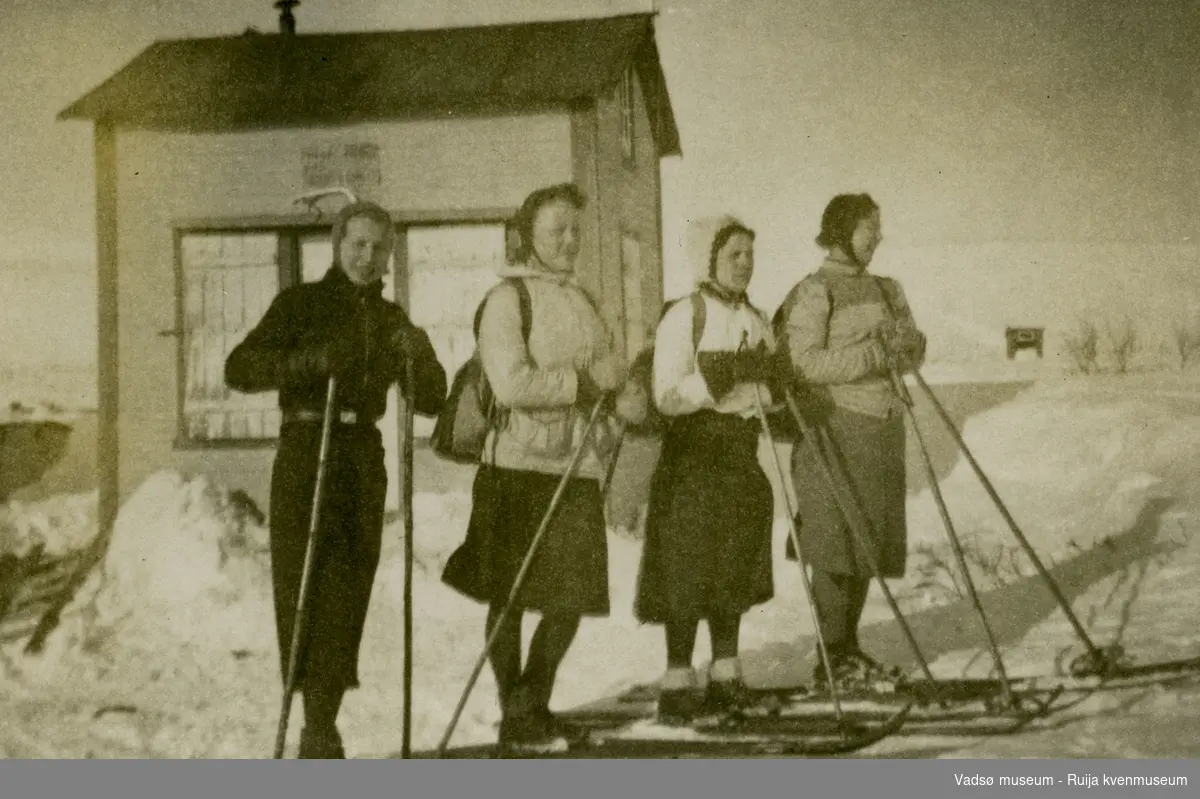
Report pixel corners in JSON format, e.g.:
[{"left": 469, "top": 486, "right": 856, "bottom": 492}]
[
  {"left": 776, "top": 257, "right": 925, "bottom": 420},
  {"left": 476, "top": 264, "right": 621, "bottom": 480}
]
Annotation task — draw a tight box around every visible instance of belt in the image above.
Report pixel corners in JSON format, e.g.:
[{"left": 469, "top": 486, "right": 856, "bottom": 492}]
[{"left": 282, "top": 408, "right": 378, "bottom": 427}]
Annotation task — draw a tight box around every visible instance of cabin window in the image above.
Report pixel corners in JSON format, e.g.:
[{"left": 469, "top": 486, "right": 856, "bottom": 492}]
[
  {"left": 176, "top": 216, "right": 515, "bottom": 447},
  {"left": 619, "top": 66, "right": 635, "bottom": 166},
  {"left": 178, "top": 230, "right": 286, "bottom": 445}
]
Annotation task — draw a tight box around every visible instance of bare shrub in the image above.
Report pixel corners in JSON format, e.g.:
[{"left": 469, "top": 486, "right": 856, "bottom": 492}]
[
  {"left": 1063, "top": 318, "right": 1099, "bottom": 374},
  {"left": 1171, "top": 315, "right": 1200, "bottom": 370},
  {"left": 1104, "top": 316, "right": 1138, "bottom": 374}
]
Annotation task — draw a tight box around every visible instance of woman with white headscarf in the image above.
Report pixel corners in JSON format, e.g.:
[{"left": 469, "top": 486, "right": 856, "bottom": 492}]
[{"left": 633, "top": 215, "right": 778, "bottom": 725}]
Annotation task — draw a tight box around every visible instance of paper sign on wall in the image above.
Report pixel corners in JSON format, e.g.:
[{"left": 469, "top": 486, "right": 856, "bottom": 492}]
[{"left": 301, "top": 142, "right": 382, "bottom": 192}]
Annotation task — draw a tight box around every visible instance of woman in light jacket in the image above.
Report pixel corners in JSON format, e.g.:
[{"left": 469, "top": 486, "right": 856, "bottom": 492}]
[
  {"left": 442, "top": 183, "right": 646, "bottom": 751},
  {"left": 776, "top": 193, "right": 926, "bottom": 689},
  {"left": 634, "top": 216, "right": 778, "bottom": 724}
]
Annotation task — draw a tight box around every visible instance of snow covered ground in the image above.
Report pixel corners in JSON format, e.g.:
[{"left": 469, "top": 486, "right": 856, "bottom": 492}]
[{"left": 2, "top": 370, "right": 1200, "bottom": 759}]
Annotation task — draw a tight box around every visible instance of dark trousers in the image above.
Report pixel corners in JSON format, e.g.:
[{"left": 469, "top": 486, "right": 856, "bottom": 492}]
[
  {"left": 811, "top": 568, "right": 871, "bottom": 654},
  {"left": 269, "top": 422, "right": 387, "bottom": 717}
]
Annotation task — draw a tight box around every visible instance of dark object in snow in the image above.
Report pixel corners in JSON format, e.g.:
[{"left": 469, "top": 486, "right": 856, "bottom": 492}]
[
  {"left": 0, "top": 419, "right": 73, "bottom": 504},
  {"left": 0, "top": 543, "right": 91, "bottom": 646},
  {"left": 93, "top": 705, "right": 138, "bottom": 719},
  {"left": 228, "top": 489, "right": 265, "bottom": 527},
  {"left": 1005, "top": 326, "right": 1044, "bottom": 359}
]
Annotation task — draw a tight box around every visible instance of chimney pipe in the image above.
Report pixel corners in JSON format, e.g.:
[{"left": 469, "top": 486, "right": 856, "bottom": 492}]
[{"left": 275, "top": 0, "right": 299, "bottom": 36}]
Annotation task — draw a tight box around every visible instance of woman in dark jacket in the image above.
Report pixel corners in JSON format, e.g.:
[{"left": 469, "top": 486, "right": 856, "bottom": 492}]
[
  {"left": 225, "top": 201, "right": 447, "bottom": 758},
  {"left": 634, "top": 215, "right": 778, "bottom": 724},
  {"left": 775, "top": 193, "right": 926, "bottom": 690}
]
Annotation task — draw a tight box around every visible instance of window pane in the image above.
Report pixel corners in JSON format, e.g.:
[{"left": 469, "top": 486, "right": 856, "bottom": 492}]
[
  {"left": 300, "top": 234, "right": 333, "bottom": 284},
  {"left": 180, "top": 231, "right": 280, "bottom": 442},
  {"left": 405, "top": 224, "right": 508, "bottom": 437}
]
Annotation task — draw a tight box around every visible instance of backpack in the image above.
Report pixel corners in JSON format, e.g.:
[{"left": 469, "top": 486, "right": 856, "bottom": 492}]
[
  {"left": 623, "top": 293, "right": 706, "bottom": 437},
  {"left": 770, "top": 278, "right": 834, "bottom": 427},
  {"left": 430, "top": 278, "right": 532, "bottom": 464}
]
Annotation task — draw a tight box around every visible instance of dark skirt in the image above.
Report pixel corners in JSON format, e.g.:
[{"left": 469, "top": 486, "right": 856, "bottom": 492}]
[
  {"left": 441, "top": 465, "right": 610, "bottom": 616},
  {"left": 634, "top": 410, "right": 775, "bottom": 624},
  {"left": 787, "top": 406, "right": 907, "bottom": 577},
  {"left": 269, "top": 421, "right": 387, "bottom": 693}
]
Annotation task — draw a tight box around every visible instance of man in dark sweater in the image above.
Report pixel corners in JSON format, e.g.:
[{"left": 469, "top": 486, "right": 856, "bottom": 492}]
[{"left": 225, "top": 201, "right": 446, "bottom": 758}]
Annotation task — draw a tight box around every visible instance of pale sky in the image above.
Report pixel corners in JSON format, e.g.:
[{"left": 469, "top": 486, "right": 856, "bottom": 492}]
[{"left": 2, "top": 0, "right": 1197, "bottom": 365}]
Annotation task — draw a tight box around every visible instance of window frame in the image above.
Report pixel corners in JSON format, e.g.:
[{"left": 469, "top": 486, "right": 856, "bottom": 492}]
[
  {"left": 170, "top": 209, "right": 517, "bottom": 451},
  {"left": 619, "top": 65, "right": 636, "bottom": 168}
]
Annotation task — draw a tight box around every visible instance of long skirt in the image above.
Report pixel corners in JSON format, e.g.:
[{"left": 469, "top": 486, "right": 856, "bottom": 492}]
[
  {"left": 269, "top": 421, "right": 387, "bottom": 692},
  {"left": 442, "top": 465, "right": 610, "bottom": 616},
  {"left": 787, "top": 405, "right": 907, "bottom": 577},
  {"left": 634, "top": 410, "right": 775, "bottom": 624}
]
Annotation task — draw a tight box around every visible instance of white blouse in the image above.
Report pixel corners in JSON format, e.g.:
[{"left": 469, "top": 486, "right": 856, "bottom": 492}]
[{"left": 652, "top": 292, "right": 777, "bottom": 420}]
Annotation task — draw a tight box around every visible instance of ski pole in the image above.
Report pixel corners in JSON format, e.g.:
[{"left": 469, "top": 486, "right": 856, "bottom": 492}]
[
  {"left": 749, "top": 383, "right": 850, "bottom": 732},
  {"left": 908, "top": 369, "right": 1111, "bottom": 671},
  {"left": 274, "top": 376, "right": 339, "bottom": 759},
  {"left": 882, "top": 358, "right": 1017, "bottom": 709},
  {"left": 400, "top": 360, "right": 416, "bottom": 759},
  {"left": 781, "top": 389, "right": 941, "bottom": 691},
  {"left": 435, "top": 396, "right": 610, "bottom": 757}
]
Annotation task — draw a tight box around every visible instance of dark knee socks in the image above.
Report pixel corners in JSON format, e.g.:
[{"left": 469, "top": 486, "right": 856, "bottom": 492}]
[
  {"left": 487, "top": 604, "right": 523, "bottom": 700},
  {"left": 522, "top": 614, "right": 580, "bottom": 709},
  {"left": 488, "top": 604, "right": 581, "bottom": 715},
  {"left": 663, "top": 615, "right": 743, "bottom": 686},
  {"left": 708, "top": 613, "right": 741, "bottom": 663},
  {"left": 665, "top": 619, "right": 700, "bottom": 669},
  {"left": 812, "top": 569, "right": 871, "bottom": 655}
]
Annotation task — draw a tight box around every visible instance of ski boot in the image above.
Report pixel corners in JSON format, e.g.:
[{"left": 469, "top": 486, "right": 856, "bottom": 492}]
[
  {"left": 656, "top": 667, "right": 705, "bottom": 726},
  {"left": 534, "top": 706, "right": 590, "bottom": 744},
  {"left": 812, "top": 649, "right": 902, "bottom": 696},
  {"left": 701, "top": 658, "right": 765, "bottom": 722},
  {"left": 298, "top": 726, "right": 346, "bottom": 759},
  {"left": 498, "top": 684, "right": 571, "bottom": 756},
  {"left": 841, "top": 648, "right": 905, "bottom": 683}
]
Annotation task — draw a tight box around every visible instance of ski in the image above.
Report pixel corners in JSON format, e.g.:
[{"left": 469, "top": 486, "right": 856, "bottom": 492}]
[
  {"left": 749, "top": 652, "right": 1200, "bottom": 709},
  {"left": 753, "top": 685, "right": 1066, "bottom": 737},
  {"left": 583, "top": 682, "right": 1056, "bottom": 738},
  {"left": 420, "top": 703, "right": 910, "bottom": 759}
]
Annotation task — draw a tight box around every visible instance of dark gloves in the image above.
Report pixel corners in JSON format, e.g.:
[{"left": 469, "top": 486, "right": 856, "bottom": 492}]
[
  {"left": 575, "top": 370, "right": 611, "bottom": 411},
  {"left": 387, "top": 324, "right": 430, "bottom": 379},
  {"left": 697, "top": 344, "right": 776, "bottom": 402},
  {"left": 876, "top": 321, "right": 926, "bottom": 373},
  {"left": 732, "top": 343, "right": 776, "bottom": 384},
  {"left": 575, "top": 353, "right": 628, "bottom": 411},
  {"left": 279, "top": 336, "right": 360, "bottom": 386},
  {"left": 696, "top": 352, "right": 737, "bottom": 401}
]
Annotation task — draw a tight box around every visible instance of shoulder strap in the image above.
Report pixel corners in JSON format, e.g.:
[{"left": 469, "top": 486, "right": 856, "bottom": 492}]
[
  {"left": 689, "top": 292, "right": 706, "bottom": 353},
  {"left": 472, "top": 278, "right": 533, "bottom": 345},
  {"left": 872, "top": 275, "right": 899, "bottom": 322},
  {"left": 515, "top": 278, "right": 532, "bottom": 343}
]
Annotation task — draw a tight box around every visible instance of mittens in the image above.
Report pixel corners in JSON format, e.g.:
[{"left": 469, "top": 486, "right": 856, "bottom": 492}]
[
  {"left": 697, "top": 352, "right": 737, "bottom": 401},
  {"left": 279, "top": 336, "right": 360, "bottom": 386}
]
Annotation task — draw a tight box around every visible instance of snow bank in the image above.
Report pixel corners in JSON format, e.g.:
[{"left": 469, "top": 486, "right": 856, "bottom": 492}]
[
  {"left": 0, "top": 490, "right": 96, "bottom": 558},
  {"left": 4, "top": 373, "right": 1200, "bottom": 758},
  {"left": 899, "top": 377, "right": 1200, "bottom": 606}
]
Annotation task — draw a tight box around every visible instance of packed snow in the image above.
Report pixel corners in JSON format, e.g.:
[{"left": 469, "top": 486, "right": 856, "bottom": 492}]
[{"left": 2, "top": 371, "right": 1200, "bottom": 758}]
